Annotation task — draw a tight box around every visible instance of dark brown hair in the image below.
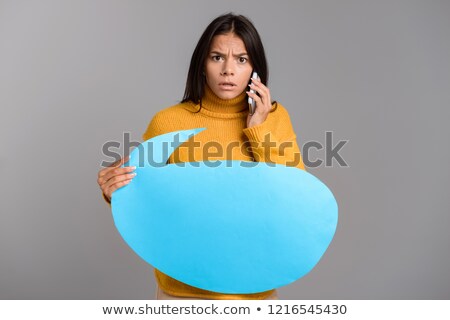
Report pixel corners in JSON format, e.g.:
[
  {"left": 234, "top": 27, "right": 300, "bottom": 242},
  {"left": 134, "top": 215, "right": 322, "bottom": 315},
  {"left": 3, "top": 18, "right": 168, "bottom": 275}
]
[{"left": 182, "top": 13, "right": 272, "bottom": 111}]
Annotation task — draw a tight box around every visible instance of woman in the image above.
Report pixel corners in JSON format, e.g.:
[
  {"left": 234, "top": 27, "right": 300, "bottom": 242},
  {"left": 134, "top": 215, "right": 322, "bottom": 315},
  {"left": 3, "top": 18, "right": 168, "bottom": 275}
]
[{"left": 97, "top": 13, "right": 305, "bottom": 300}]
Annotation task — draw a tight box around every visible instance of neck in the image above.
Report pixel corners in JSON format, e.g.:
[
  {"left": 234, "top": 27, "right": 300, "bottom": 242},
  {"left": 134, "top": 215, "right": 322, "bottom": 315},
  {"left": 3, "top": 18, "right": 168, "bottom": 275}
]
[{"left": 201, "top": 85, "right": 248, "bottom": 114}]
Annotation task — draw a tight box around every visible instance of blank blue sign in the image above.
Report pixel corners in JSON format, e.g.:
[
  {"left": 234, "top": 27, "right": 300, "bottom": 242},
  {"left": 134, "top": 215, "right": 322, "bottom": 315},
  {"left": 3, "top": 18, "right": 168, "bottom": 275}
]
[{"left": 112, "top": 128, "right": 338, "bottom": 294}]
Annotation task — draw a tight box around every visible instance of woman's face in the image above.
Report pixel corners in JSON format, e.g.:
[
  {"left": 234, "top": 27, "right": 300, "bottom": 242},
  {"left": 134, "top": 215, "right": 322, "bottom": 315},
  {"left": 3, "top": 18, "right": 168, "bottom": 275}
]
[{"left": 204, "top": 32, "right": 253, "bottom": 100}]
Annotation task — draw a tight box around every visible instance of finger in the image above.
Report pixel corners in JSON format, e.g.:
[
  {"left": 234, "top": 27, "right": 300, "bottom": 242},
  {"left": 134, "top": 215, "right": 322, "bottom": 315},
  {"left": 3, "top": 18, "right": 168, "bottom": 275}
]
[
  {"left": 107, "top": 154, "right": 129, "bottom": 168},
  {"left": 246, "top": 90, "right": 270, "bottom": 113},
  {"left": 249, "top": 77, "right": 268, "bottom": 92},
  {"left": 250, "top": 77, "right": 271, "bottom": 100},
  {"left": 98, "top": 155, "right": 130, "bottom": 178},
  {"left": 250, "top": 75, "right": 261, "bottom": 82},
  {"left": 107, "top": 154, "right": 130, "bottom": 169},
  {"left": 99, "top": 166, "right": 136, "bottom": 187},
  {"left": 246, "top": 90, "right": 262, "bottom": 104},
  {"left": 102, "top": 172, "right": 136, "bottom": 194},
  {"left": 248, "top": 82, "right": 270, "bottom": 104},
  {"left": 98, "top": 165, "right": 136, "bottom": 187},
  {"left": 106, "top": 179, "right": 133, "bottom": 199}
]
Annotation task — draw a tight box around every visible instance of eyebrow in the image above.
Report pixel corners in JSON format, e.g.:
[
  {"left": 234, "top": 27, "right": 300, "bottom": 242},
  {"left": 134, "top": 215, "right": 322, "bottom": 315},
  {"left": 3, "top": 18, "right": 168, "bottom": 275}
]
[{"left": 209, "top": 50, "right": 249, "bottom": 57}]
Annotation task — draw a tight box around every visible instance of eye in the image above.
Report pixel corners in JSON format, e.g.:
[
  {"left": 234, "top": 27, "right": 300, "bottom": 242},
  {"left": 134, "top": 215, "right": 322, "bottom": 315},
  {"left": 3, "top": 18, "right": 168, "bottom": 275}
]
[
  {"left": 238, "top": 57, "right": 248, "bottom": 63},
  {"left": 212, "top": 55, "right": 223, "bottom": 62}
]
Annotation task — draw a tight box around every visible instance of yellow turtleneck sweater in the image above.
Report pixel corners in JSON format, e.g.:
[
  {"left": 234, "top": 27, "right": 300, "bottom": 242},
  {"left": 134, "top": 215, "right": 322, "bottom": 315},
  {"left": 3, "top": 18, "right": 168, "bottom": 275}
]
[{"left": 104, "top": 84, "right": 305, "bottom": 299}]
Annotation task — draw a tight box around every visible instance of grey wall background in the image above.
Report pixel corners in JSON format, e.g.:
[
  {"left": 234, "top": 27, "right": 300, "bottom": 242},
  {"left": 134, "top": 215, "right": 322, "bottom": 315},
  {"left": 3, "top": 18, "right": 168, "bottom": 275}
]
[{"left": 1, "top": 0, "right": 449, "bottom": 299}]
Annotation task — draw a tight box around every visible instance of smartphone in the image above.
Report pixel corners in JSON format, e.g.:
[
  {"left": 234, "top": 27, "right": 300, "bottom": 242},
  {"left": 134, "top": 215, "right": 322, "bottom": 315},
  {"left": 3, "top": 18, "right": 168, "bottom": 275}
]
[{"left": 248, "top": 71, "right": 258, "bottom": 115}]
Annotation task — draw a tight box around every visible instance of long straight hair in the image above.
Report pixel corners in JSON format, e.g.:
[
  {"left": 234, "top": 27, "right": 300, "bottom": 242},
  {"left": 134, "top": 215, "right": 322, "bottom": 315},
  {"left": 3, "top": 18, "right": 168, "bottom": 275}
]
[{"left": 182, "top": 13, "right": 269, "bottom": 110}]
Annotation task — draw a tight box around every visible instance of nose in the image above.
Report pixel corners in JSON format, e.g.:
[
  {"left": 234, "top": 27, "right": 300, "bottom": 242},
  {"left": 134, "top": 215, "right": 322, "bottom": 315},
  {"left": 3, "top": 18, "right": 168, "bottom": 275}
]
[{"left": 220, "top": 60, "right": 234, "bottom": 76}]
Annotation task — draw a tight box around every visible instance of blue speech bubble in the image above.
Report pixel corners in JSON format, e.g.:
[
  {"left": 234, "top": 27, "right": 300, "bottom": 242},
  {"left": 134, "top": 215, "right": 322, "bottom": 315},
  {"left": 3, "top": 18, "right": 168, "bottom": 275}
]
[{"left": 111, "top": 128, "right": 338, "bottom": 294}]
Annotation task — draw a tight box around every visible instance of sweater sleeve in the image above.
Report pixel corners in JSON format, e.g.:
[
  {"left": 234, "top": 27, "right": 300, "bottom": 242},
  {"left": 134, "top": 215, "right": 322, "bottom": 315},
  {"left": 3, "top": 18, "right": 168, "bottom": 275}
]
[
  {"left": 102, "top": 112, "right": 166, "bottom": 208},
  {"left": 242, "top": 103, "right": 305, "bottom": 170},
  {"left": 142, "top": 111, "right": 167, "bottom": 141}
]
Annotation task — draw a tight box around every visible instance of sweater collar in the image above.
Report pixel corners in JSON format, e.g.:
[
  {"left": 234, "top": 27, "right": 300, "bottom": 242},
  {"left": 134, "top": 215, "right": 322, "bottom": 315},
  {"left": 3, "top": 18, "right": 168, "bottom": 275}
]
[{"left": 201, "top": 84, "right": 248, "bottom": 114}]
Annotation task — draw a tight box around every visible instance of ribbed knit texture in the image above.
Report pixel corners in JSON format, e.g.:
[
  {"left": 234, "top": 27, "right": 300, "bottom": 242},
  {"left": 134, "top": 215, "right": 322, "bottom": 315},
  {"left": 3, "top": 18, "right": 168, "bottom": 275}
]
[
  {"left": 143, "top": 85, "right": 305, "bottom": 171},
  {"left": 104, "top": 84, "right": 305, "bottom": 299}
]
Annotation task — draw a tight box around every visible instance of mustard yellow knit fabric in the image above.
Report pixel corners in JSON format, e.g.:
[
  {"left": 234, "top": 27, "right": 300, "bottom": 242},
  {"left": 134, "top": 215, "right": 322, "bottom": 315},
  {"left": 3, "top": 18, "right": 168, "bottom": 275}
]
[{"left": 107, "top": 84, "right": 305, "bottom": 299}]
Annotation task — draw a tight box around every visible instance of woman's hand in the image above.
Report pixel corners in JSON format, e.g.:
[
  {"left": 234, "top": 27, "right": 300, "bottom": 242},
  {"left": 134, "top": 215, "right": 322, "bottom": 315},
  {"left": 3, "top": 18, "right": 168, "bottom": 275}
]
[
  {"left": 97, "top": 155, "right": 136, "bottom": 202},
  {"left": 246, "top": 76, "right": 272, "bottom": 128}
]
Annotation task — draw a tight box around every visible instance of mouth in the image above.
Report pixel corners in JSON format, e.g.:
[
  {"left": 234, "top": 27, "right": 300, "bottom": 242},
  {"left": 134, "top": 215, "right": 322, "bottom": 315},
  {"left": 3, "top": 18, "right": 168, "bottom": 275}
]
[{"left": 218, "top": 82, "right": 237, "bottom": 90}]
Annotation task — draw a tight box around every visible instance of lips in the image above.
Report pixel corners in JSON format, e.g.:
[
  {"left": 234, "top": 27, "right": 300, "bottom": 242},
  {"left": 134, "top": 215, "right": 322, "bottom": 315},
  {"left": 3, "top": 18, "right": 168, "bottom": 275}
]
[
  {"left": 218, "top": 82, "right": 237, "bottom": 91},
  {"left": 218, "top": 82, "right": 236, "bottom": 86}
]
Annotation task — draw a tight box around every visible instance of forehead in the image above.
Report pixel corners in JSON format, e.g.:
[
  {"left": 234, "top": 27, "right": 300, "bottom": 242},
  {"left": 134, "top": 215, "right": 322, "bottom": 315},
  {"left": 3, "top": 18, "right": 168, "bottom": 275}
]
[{"left": 209, "top": 33, "right": 247, "bottom": 52}]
